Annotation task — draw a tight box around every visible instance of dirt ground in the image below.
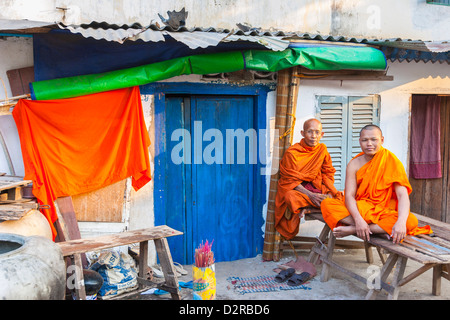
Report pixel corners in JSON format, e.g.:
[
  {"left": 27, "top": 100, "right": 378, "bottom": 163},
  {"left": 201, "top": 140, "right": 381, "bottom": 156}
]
[{"left": 126, "top": 248, "right": 449, "bottom": 301}]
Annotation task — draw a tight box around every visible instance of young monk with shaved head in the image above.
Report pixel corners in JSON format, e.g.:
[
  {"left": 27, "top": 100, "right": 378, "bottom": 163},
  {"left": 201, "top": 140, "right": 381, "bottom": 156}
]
[
  {"left": 321, "top": 124, "right": 431, "bottom": 244},
  {"left": 274, "top": 118, "right": 343, "bottom": 240}
]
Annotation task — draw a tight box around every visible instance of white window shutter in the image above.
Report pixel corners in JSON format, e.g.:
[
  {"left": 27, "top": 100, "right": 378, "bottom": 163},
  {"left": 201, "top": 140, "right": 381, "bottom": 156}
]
[
  {"left": 316, "top": 95, "right": 380, "bottom": 191},
  {"left": 347, "top": 96, "right": 381, "bottom": 161},
  {"left": 316, "top": 96, "right": 347, "bottom": 191}
]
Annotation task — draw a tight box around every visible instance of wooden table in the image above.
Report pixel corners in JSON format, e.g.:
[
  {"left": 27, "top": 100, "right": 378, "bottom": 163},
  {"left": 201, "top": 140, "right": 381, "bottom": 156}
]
[
  {"left": 306, "top": 210, "right": 450, "bottom": 300},
  {"left": 58, "top": 225, "right": 183, "bottom": 300}
]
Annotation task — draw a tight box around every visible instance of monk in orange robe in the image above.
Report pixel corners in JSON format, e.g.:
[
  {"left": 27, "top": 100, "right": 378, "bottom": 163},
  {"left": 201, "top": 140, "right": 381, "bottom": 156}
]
[
  {"left": 321, "top": 124, "right": 431, "bottom": 244},
  {"left": 274, "top": 119, "right": 342, "bottom": 240}
]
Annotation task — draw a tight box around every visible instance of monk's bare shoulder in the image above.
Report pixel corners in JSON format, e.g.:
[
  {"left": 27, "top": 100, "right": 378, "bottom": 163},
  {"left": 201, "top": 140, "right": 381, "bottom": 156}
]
[{"left": 347, "top": 156, "right": 366, "bottom": 173}]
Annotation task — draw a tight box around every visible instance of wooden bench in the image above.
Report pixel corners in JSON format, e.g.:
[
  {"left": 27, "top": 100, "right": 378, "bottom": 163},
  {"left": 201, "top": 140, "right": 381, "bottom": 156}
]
[
  {"left": 57, "top": 225, "right": 183, "bottom": 300},
  {"left": 304, "top": 209, "right": 450, "bottom": 300}
]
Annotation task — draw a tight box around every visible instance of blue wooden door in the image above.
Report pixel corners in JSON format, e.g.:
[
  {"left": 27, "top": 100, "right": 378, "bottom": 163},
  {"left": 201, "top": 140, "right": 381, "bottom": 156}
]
[{"left": 164, "top": 94, "right": 262, "bottom": 264}]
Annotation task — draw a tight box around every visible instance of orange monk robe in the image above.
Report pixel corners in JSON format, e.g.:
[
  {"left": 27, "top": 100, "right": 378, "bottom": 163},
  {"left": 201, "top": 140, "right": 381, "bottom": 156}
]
[
  {"left": 12, "top": 87, "right": 151, "bottom": 239},
  {"left": 274, "top": 139, "right": 343, "bottom": 240},
  {"left": 321, "top": 147, "right": 432, "bottom": 236}
]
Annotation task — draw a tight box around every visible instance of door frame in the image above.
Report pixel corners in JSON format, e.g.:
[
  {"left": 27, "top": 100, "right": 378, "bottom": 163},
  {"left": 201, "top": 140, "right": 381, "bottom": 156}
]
[{"left": 140, "top": 81, "right": 272, "bottom": 261}]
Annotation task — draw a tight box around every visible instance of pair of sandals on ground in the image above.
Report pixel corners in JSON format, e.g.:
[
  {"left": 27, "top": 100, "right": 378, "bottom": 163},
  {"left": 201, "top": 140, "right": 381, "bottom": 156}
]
[
  {"left": 273, "top": 256, "right": 316, "bottom": 286},
  {"left": 274, "top": 268, "right": 312, "bottom": 286}
]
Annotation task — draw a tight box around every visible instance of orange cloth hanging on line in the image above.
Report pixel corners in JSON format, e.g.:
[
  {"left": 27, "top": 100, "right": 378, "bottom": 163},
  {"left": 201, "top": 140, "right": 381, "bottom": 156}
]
[{"left": 12, "top": 87, "right": 151, "bottom": 239}]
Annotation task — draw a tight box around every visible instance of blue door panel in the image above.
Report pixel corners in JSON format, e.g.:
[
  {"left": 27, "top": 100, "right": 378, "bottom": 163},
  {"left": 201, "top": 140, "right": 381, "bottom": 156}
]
[
  {"left": 164, "top": 96, "right": 188, "bottom": 264},
  {"left": 191, "top": 96, "right": 255, "bottom": 262},
  {"left": 164, "top": 94, "right": 259, "bottom": 264}
]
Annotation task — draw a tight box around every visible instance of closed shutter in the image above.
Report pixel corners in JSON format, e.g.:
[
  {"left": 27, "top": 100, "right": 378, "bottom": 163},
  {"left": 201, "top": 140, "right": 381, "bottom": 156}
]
[
  {"left": 347, "top": 96, "right": 380, "bottom": 161},
  {"left": 316, "top": 95, "right": 380, "bottom": 190},
  {"left": 316, "top": 96, "right": 348, "bottom": 190}
]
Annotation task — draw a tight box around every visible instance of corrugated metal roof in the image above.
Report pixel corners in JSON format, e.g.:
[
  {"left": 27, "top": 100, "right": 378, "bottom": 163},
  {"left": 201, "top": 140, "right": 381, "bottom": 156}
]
[
  {"left": 1, "top": 19, "right": 448, "bottom": 63},
  {"left": 57, "top": 21, "right": 450, "bottom": 54},
  {"left": 0, "top": 19, "right": 56, "bottom": 33},
  {"left": 56, "top": 22, "right": 291, "bottom": 51},
  {"left": 381, "top": 46, "right": 450, "bottom": 64}
]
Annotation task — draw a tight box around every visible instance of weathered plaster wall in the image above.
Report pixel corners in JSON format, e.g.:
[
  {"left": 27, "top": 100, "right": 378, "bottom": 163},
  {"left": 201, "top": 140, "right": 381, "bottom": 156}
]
[{"left": 0, "top": 37, "right": 33, "bottom": 102}]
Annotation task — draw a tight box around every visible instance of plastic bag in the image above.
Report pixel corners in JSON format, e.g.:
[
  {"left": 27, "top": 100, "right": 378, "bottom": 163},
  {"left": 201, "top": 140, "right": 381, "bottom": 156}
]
[{"left": 89, "top": 250, "right": 138, "bottom": 298}]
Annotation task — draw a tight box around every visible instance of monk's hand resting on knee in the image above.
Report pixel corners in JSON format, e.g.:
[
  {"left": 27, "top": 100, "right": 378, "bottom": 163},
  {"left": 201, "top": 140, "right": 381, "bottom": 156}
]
[
  {"left": 355, "top": 218, "right": 372, "bottom": 241},
  {"left": 391, "top": 221, "right": 407, "bottom": 244},
  {"left": 309, "top": 193, "right": 328, "bottom": 207}
]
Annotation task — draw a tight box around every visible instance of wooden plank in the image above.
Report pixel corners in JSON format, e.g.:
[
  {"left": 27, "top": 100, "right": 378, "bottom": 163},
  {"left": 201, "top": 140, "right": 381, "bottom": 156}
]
[
  {"left": 57, "top": 225, "right": 183, "bottom": 256},
  {"left": 0, "top": 177, "right": 32, "bottom": 191},
  {"left": 296, "top": 68, "right": 393, "bottom": 81},
  {"left": 71, "top": 180, "right": 126, "bottom": 222},
  {"left": 403, "top": 235, "right": 450, "bottom": 255},
  {"left": 6, "top": 66, "right": 34, "bottom": 96},
  {"left": 423, "top": 177, "right": 443, "bottom": 221},
  {"left": 418, "top": 234, "right": 450, "bottom": 250},
  {"left": 400, "top": 241, "right": 449, "bottom": 262},
  {"left": 410, "top": 176, "right": 424, "bottom": 215},
  {"left": 55, "top": 197, "right": 83, "bottom": 242},
  {"left": 369, "top": 236, "right": 450, "bottom": 264},
  {"left": 0, "top": 202, "right": 39, "bottom": 221},
  {"left": 0, "top": 207, "right": 30, "bottom": 221},
  {"left": 414, "top": 212, "right": 450, "bottom": 240}
]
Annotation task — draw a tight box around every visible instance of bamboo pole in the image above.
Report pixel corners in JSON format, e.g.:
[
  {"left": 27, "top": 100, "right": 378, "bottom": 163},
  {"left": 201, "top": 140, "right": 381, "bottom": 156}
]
[
  {"left": 262, "top": 66, "right": 300, "bottom": 261},
  {"left": 0, "top": 93, "right": 30, "bottom": 103}
]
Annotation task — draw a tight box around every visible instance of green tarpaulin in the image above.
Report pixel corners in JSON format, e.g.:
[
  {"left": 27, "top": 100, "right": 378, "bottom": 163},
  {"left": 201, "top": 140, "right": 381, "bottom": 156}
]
[{"left": 30, "top": 46, "right": 386, "bottom": 100}]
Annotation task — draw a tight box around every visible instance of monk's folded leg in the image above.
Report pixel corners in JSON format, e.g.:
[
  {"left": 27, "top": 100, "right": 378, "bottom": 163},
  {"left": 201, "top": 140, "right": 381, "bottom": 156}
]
[
  {"left": 321, "top": 198, "right": 351, "bottom": 230},
  {"left": 374, "top": 209, "right": 419, "bottom": 236},
  {"left": 284, "top": 189, "right": 315, "bottom": 213}
]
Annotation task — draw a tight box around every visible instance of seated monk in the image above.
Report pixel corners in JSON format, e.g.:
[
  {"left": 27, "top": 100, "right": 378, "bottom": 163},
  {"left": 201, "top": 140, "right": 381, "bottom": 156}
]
[
  {"left": 321, "top": 124, "right": 432, "bottom": 244},
  {"left": 274, "top": 118, "right": 343, "bottom": 240}
]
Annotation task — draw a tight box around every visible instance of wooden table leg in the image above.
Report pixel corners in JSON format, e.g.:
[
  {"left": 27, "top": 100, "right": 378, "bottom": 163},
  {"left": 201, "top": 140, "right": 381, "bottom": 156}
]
[
  {"left": 320, "top": 231, "right": 336, "bottom": 282},
  {"left": 138, "top": 240, "right": 149, "bottom": 290},
  {"left": 364, "top": 241, "right": 373, "bottom": 264},
  {"left": 366, "top": 253, "right": 399, "bottom": 300},
  {"left": 308, "top": 223, "right": 330, "bottom": 265},
  {"left": 388, "top": 256, "right": 407, "bottom": 300},
  {"left": 72, "top": 253, "right": 86, "bottom": 300},
  {"left": 432, "top": 264, "right": 442, "bottom": 296},
  {"left": 154, "top": 238, "right": 181, "bottom": 300}
]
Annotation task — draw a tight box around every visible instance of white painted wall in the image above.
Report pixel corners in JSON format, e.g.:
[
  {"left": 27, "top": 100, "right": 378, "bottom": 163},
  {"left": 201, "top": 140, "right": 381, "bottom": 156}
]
[
  {"left": 1, "top": 0, "right": 449, "bottom": 41},
  {"left": 0, "top": 37, "right": 33, "bottom": 102}
]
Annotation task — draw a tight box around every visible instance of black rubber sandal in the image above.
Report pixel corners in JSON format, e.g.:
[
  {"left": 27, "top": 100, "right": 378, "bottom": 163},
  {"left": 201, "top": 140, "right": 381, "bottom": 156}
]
[
  {"left": 274, "top": 268, "right": 295, "bottom": 283},
  {"left": 287, "top": 272, "right": 311, "bottom": 286}
]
